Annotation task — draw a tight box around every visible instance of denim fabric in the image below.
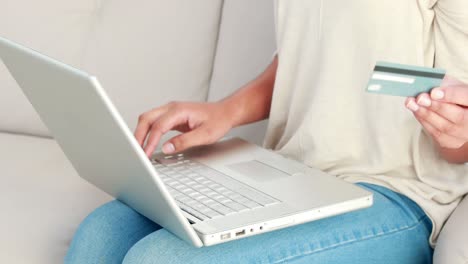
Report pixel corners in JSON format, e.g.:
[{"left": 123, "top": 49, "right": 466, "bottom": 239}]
[{"left": 65, "top": 183, "right": 433, "bottom": 263}]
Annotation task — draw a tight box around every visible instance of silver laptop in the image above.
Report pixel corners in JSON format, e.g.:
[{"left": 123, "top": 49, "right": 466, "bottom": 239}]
[{"left": 0, "top": 36, "right": 373, "bottom": 247}]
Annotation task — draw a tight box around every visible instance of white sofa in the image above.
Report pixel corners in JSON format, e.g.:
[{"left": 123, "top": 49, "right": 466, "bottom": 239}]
[{"left": 0, "top": 1, "right": 465, "bottom": 263}]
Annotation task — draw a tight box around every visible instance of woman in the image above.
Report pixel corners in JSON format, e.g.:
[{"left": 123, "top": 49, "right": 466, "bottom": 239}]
[{"left": 65, "top": 1, "right": 468, "bottom": 263}]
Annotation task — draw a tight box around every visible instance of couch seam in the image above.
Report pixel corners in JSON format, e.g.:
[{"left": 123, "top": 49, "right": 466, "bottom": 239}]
[
  {"left": 79, "top": 0, "right": 103, "bottom": 71},
  {"left": 205, "top": 0, "right": 225, "bottom": 102},
  {"left": 0, "top": 130, "right": 53, "bottom": 139},
  {"left": 272, "top": 215, "right": 430, "bottom": 264}
]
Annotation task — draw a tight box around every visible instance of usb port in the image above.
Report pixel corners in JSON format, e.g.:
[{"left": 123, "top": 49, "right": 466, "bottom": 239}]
[{"left": 235, "top": 230, "right": 246, "bottom": 237}]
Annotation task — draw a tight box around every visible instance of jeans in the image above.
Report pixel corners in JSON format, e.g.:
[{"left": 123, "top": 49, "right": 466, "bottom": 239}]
[{"left": 65, "top": 183, "right": 433, "bottom": 263}]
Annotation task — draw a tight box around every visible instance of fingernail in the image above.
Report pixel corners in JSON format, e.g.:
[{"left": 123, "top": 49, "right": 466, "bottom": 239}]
[
  {"left": 417, "top": 96, "right": 431, "bottom": 107},
  {"left": 406, "top": 100, "right": 419, "bottom": 112},
  {"left": 431, "top": 89, "right": 444, "bottom": 100},
  {"left": 145, "top": 149, "right": 153, "bottom": 157},
  {"left": 162, "top": 143, "right": 175, "bottom": 154}
]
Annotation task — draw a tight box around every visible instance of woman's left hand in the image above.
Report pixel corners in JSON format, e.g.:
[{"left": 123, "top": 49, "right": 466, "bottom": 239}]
[{"left": 405, "top": 76, "right": 468, "bottom": 149}]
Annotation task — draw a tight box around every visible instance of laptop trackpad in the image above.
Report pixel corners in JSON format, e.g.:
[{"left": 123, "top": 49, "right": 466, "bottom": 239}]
[{"left": 227, "top": 160, "right": 291, "bottom": 182}]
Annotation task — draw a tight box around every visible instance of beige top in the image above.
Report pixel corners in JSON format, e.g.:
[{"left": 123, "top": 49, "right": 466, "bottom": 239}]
[{"left": 265, "top": 0, "right": 468, "bottom": 246}]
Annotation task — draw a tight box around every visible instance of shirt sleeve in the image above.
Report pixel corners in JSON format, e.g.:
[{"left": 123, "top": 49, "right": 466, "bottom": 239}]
[{"left": 433, "top": 0, "right": 468, "bottom": 83}]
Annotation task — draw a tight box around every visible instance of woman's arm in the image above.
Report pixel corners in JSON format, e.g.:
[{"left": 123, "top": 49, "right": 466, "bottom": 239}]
[
  {"left": 405, "top": 0, "right": 468, "bottom": 164},
  {"left": 437, "top": 143, "right": 468, "bottom": 164},
  {"left": 135, "top": 56, "right": 278, "bottom": 156},
  {"left": 221, "top": 56, "right": 278, "bottom": 127}
]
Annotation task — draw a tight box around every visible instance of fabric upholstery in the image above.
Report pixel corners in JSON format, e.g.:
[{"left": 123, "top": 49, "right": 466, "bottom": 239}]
[
  {"left": 433, "top": 195, "right": 468, "bottom": 264},
  {"left": 0, "top": 0, "right": 223, "bottom": 138},
  {"left": 0, "top": 133, "right": 111, "bottom": 263}
]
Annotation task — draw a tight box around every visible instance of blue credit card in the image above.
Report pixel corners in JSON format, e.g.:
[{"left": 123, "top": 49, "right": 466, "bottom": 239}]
[{"left": 366, "top": 61, "right": 446, "bottom": 97}]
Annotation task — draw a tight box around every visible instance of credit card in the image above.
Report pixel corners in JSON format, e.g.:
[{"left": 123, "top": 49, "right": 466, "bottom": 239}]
[{"left": 366, "top": 61, "right": 446, "bottom": 97}]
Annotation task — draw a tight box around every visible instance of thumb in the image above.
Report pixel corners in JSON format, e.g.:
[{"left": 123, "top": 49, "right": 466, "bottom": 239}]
[
  {"left": 431, "top": 85, "right": 468, "bottom": 107},
  {"left": 162, "top": 125, "right": 217, "bottom": 154}
]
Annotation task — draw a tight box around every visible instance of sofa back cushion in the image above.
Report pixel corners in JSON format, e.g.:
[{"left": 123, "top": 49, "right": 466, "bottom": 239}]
[
  {"left": 208, "top": 0, "right": 276, "bottom": 145},
  {"left": 0, "top": 0, "right": 222, "bottom": 137}
]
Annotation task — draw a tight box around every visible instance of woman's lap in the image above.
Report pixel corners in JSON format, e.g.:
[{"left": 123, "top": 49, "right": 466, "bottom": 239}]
[
  {"left": 65, "top": 183, "right": 433, "bottom": 264},
  {"left": 65, "top": 200, "right": 161, "bottom": 264}
]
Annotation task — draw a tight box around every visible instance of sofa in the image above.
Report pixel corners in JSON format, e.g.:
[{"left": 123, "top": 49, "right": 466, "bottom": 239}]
[{"left": 0, "top": 1, "right": 466, "bottom": 263}]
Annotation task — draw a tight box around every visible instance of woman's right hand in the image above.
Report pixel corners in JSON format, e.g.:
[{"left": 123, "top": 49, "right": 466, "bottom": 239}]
[
  {"left": 135, "top": 56, "right": 278, "bottom": 158},
  {"left": 134, "top": 101, "right": 235, "bottom": 157}
]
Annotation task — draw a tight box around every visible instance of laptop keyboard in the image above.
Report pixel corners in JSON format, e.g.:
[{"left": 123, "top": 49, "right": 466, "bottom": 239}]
[{"left": 152, "top": 154, "right": 279, "bottom": 221}]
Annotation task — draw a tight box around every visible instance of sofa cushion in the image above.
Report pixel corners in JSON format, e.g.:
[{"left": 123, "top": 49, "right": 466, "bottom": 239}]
[
  {"left": 0, "top": 133, "right": 111, "bottom": 263},
  {"left": 0, "top": 0, "right": 223, "bottom": 138},
  {"left": 433, "top": 195, "right": 468, "bottom": 264},
  {"left": 0, "top": 0, "right": 96, "bottom": 136}
]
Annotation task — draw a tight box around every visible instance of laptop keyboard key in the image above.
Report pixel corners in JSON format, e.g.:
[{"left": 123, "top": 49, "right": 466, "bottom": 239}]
[
  {"left": 244, "top": 201, "right": 262, "bottom": 209},
  {"left": 200, "top": 208, "right": 221, "bottom": 219},
  {"left": 179, "top": 203, "right": 207, "bottom": 221},
  {"left": 223, "top": 201, "right": 248, "bottom": 212},
  {"left": 210, "top": 203, "right": 235, "bottom": 215}
]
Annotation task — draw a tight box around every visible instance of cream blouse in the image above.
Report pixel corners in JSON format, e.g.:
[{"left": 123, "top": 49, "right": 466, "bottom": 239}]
[{"left": 265, "top": 0, "right": 468, "bottom": 245}]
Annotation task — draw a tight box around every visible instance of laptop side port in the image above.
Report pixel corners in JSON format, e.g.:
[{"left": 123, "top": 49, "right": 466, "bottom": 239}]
[
  {"left": 220, "top": 233, "right": 231, "bottom": 240},
  {"left": 235, "top": 229, "right": 246, "bottom": 237}
]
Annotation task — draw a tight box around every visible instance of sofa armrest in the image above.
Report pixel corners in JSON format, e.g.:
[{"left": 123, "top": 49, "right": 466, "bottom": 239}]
[{"left": 434, "top": 195, "right": 468, "bottom": 264}]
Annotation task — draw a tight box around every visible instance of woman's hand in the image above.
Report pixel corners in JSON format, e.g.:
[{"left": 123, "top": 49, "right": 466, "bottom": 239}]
[
  {"left": 405, "top": 76, "right": 468, "bottom": 162},
  {"left": 135, "top": 101, "right": 235, "bottom": 157},
  {"left": 135, "top": 56, "right": 278, "bottom": 158}
]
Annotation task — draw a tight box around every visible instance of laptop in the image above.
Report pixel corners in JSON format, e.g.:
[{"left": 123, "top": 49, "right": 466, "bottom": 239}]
[{"left": 0, "top": 36, "right": 373, "bottom": 247}]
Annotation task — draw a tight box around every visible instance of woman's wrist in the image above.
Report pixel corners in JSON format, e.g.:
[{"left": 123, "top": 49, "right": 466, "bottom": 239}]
[
  {"left": 215, "top": 56, "right": 277, "bottom": 129},
  {"left": 218, "top": 96, "right": 245, "bottom": 129},
  {"left": 437, "top": 142, "right": 468, "bottom": 164}
]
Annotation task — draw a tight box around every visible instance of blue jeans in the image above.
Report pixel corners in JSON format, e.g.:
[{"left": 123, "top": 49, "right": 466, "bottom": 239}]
[{"left": 65, "top": 183, "right": 433, "bottom": 263}]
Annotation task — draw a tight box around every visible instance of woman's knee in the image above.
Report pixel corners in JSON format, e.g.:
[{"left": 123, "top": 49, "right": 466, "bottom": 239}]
[
  {"left": 70, "top": 200, "right": 145, "bottom": 243},
  {"left": 123, "top": 229, "right": 201, "bottom": 264},
  {"left": 65, "top": 200, "right": 160, "bottom": 263}
]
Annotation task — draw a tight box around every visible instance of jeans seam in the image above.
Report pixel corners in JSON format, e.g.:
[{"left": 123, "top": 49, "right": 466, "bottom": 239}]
[{"left": 272, "top": 215, "right": 429, "bottom": 264}]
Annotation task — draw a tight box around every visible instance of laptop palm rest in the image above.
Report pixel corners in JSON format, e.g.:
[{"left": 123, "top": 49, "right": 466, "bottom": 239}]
[{"left": 227, "top": 160, "right": 292, "bottom": 182}]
